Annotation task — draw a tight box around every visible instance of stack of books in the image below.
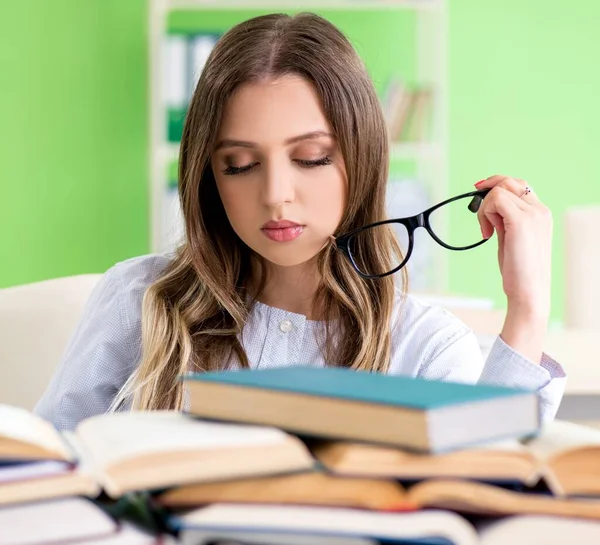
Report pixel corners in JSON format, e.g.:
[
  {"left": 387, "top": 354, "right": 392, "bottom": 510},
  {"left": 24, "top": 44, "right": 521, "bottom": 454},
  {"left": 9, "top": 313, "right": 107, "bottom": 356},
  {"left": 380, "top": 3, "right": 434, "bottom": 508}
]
[{"left": 2, "top": 366, "right": 600, "bottom": 544}]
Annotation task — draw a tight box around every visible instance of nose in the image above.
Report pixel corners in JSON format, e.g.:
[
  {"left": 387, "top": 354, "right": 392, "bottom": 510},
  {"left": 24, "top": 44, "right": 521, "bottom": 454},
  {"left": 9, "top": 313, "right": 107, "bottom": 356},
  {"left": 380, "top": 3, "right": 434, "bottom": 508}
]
[{"left": 261, "top": 159, "right": 295, "bottom": 209}]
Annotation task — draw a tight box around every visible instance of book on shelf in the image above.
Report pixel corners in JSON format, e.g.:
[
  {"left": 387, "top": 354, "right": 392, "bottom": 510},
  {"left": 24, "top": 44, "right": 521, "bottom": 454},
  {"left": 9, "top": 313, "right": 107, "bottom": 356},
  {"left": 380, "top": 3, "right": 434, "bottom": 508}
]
[
  {"left": 382, "top": 78, "right": 434, "bottom": 144},
  {"left": 0, "top": 405, "right": 313, "bottom": 505},
  {"left": 403, "top": 86, "right": 434, "bottom": 142},
  {"left": 182, "top": 366, "right": 541, "bottom": 453}
]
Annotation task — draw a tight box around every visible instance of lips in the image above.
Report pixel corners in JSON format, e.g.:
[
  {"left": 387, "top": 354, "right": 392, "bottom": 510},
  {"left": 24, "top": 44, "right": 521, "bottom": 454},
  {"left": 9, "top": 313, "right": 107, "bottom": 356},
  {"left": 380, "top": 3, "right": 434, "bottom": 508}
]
[
  {"left": 261, "top": 220, "right": 305, "bottom": 242},
  {"left": 262, "top": 220, "right": 302, "bottom": 229}
]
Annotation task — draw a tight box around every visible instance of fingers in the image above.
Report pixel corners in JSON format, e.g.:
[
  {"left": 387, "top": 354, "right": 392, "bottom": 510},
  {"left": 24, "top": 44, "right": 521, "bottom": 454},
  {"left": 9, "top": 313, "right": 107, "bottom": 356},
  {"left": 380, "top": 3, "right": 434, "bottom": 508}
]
[
  {"left": 474, "top": 176, "right": 552, "bottom": 240},
  {"left": 476, "top": 175, "right": 550, "bottom": 218},
  {"left": 476, "top": 175, "right": 539, "bottom": 207},
  {"left": 477, "top": 186, "right": 522, "bottom": 239}
]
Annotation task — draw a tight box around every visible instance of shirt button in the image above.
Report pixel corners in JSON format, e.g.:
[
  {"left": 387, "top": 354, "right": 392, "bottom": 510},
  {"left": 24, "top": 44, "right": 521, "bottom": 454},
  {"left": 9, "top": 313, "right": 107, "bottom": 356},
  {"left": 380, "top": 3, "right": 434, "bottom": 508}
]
[{"left": 279, "top": 319, "right": 293, "bottom": 333}]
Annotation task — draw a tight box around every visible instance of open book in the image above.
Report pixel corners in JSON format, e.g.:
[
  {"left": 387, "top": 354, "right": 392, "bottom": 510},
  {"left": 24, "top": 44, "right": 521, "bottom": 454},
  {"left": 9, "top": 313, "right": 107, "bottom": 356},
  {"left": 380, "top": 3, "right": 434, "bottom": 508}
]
[
  {"left": 311, "top": 420, "right": 600, "bottom": 497},
  {"left": 0, "top": 496, "right": 119, "bottom": 544},
  {"left": 172, "top": 503, "right": 600, "bottom": 545},
  {"left": 0, "top": 405, "right": 314, "bottom": 505},
  {"left": 156, "top": 468, "right": 600, "bottom": 521},
  {"left": 173, "top": 503, "right": 480, "bottom": 545}
]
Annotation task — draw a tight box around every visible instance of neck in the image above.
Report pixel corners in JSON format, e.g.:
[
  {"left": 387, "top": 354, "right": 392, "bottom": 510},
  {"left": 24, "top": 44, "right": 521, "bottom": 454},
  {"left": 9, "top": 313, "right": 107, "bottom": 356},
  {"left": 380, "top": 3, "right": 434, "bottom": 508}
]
[{"left": 250, "top": 257, "right": 322, "bottom": 319}]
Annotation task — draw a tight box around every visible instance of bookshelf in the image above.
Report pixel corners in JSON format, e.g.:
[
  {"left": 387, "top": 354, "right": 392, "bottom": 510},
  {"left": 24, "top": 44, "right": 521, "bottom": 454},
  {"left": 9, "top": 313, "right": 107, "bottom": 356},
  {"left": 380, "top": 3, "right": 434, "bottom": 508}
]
[{"left": 149, "top": 0, "right": 449, "bottom": 291}]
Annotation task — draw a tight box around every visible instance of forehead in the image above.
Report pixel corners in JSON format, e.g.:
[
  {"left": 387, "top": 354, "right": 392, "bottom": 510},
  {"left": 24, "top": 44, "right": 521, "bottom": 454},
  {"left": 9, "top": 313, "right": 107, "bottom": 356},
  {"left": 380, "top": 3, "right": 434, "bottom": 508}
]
[{"left": 217, "top": 75, "right": 332, "bottom": 143}]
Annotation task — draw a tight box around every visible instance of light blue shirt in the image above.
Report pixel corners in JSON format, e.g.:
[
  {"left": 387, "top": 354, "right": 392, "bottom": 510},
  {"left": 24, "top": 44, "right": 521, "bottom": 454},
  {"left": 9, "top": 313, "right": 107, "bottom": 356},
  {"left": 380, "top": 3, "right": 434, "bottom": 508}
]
[{"left": 34, "top": 254, "right": 566, "bottom": 430}]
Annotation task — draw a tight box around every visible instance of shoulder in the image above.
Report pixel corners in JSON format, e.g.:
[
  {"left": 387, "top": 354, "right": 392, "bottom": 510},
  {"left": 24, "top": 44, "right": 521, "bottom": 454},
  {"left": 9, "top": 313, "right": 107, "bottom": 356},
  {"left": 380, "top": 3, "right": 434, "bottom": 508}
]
[
  {"left": 32, "top": 254, "right": 174, "bottom": 429},
  {"left": 107, "top": 253, "right": 173, "bottom": 290},
  {"left": 92, "top": 253, "right": 174, "bottom": 327}
]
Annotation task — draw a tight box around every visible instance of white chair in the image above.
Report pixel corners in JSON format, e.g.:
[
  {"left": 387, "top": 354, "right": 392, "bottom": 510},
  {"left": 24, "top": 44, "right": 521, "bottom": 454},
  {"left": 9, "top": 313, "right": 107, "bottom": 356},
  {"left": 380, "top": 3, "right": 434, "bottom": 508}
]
[{"left": 0, "top": 274, "right": 101, "bottom": 411}]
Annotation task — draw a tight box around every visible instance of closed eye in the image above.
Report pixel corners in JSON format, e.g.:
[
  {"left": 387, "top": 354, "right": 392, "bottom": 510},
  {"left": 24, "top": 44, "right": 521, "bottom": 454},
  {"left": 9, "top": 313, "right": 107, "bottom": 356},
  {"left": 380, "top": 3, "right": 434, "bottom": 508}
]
[
  {"left": 222, "top": 163, "right": 258, "bottom": 176},
  {"left": 222, "top": 156, "right": 332, "bottom": 176},
  {"left": 295, "top": 156, "right": 332, "bottom": 168}
]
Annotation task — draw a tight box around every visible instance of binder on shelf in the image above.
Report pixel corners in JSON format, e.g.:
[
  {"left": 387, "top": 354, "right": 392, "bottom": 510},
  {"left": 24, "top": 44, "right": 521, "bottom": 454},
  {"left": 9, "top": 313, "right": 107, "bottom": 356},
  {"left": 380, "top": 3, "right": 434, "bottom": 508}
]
[
  {"left": 164, "top": 33, "right": 188, "bottom": 143},
  {"left": 164, "top": 32, "right": 219, "bottom": 142},
  {"left": 162, "top": 160, "right": 185, "bottom": 252},
  {"left": 190, "top": 34, "right": 218, "bottom": 94}
]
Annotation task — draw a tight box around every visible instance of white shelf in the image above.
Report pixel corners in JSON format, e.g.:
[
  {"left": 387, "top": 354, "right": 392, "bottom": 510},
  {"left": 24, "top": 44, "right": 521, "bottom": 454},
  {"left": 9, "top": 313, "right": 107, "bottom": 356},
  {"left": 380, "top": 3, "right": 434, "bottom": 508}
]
[
  {"left": 159, "top": 142, "right": 181, "bottom": 163},
  {"left": 390, "top": 142, "right": 441, "bottom": 160},
  {"left": 167, "top": 0, "right": 441, "bottom": 11}
]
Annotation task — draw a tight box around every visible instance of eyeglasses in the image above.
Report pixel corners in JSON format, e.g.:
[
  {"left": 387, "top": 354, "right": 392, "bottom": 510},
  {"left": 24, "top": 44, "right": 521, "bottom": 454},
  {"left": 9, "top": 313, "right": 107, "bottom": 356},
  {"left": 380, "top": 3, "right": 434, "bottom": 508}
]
[{"left": 334, "top": 189, "right": 491, "bottom": 279}]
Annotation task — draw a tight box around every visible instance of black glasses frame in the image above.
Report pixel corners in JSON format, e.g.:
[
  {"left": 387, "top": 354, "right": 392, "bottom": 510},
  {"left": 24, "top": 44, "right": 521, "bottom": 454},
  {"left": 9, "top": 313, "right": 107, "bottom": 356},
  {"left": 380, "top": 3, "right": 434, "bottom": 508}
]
[{"left": 334, "top": 189, "right": 492, "bottom": 279}]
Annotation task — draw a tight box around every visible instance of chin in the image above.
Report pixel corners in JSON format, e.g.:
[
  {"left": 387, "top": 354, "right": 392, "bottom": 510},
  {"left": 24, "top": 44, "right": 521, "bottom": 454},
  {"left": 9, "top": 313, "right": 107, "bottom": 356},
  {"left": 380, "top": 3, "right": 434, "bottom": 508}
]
[
  {"left": 262, "top": 255, "right": 316, "bottom": 267},
  {"left": 260, "top": 251, "right": 320, "bottom": 268},
  {"left": 246, "top": 240, "right": 323, "bottom": 269}
]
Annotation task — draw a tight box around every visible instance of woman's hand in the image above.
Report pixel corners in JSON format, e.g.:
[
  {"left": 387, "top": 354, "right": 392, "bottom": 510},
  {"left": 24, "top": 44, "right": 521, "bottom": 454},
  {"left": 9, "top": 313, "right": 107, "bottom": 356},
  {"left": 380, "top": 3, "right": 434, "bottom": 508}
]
[{"left": 475, "top": 175, "right": 553, "bottom": 363}]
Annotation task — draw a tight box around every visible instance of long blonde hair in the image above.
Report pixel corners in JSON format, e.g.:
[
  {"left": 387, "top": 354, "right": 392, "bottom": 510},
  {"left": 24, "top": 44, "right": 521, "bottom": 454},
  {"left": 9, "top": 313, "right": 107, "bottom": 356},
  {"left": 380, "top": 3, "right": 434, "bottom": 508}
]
[{"left": 114, "top": 12, "right": 406, "bottom": 411}]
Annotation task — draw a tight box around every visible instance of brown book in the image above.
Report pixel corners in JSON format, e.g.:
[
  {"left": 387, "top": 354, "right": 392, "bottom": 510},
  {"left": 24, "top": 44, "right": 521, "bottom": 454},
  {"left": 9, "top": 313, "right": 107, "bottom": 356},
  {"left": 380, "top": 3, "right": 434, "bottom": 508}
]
[
  {"left": 157, "top": 471, "right": 410, "bottom": 511},
  {"left": 388, "top": 85, "right": 414, "bottom": 142},
  {"left": 402, "top": 87, "right": 433, "bottom": 142},
  {"left": 0, "top": 405, "right": 314, "bottom": 505},
  {"left": 157, "top": 471, "right": 600, "bottom": 521},
  {"left": 313, "top": 420, "right": 600, "bottom": 497}
]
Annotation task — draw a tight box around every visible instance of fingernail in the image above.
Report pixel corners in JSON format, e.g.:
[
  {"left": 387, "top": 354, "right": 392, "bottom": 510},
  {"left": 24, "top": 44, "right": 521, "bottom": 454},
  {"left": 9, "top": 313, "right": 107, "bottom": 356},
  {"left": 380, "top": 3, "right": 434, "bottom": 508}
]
[{"left": 474, "top": 179, "right": 486, "bottom": 187}]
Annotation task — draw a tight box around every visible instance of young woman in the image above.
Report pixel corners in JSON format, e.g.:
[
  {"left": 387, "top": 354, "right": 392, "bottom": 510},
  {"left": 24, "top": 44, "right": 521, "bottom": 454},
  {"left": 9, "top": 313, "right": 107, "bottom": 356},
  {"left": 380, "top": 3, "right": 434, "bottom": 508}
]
[{"left": 35, "top": 13, "right": 565, "bottom": 431}]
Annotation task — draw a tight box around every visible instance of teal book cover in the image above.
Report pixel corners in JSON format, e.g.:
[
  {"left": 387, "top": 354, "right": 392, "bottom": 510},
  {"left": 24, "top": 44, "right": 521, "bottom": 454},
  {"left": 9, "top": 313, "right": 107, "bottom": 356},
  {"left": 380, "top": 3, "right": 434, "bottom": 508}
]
[{"left": 184, "top": 366, "right": 534, "bottom": 410}]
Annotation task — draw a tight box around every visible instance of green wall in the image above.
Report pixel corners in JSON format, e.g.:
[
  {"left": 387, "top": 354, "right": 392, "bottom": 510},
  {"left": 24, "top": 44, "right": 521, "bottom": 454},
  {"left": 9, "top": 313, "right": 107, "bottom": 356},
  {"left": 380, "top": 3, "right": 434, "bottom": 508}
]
[
  {"left": 2, "top": 1, "right": 599, "bottom": 323},
  {"left": 0, "top": 1, "right": 148, "bottom": 288},
  {"left": 448, "top": 0, "right": 600, "bottom": 321}
]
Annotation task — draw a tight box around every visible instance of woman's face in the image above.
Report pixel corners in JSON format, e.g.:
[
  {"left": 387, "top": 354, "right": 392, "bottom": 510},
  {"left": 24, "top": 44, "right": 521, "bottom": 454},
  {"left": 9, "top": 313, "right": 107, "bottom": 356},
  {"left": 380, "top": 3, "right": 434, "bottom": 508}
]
[{"left": 211, "top": 75, "right": 347, "bottom": 269}]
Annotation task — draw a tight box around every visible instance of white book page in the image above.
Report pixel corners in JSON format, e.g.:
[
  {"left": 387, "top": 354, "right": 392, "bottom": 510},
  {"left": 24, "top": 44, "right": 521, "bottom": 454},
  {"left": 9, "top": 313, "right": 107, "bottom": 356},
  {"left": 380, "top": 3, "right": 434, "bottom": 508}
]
[
  {"left": 0, "top": 405, "right": 71, "bottom": 460},
  {"left": 477, "top": 514, "right": 600, "bottom": 545},
  {"left": 461, "top": 438, "right": 530, "bottom": 454},
  {"left": 82, "top": 523, "right": 165, "bottom": 545},
  {"left": 0, "top": 497, "right": 116, "bottom": 544},
  {"left": 0, "top": 460, "right": 72, "bottom": 484},
  {"left": 76, "top": 411, "right": 292, "bottom": 469},
  {"left": 522, "top": 420, "right": 600, "bottom": 462}
]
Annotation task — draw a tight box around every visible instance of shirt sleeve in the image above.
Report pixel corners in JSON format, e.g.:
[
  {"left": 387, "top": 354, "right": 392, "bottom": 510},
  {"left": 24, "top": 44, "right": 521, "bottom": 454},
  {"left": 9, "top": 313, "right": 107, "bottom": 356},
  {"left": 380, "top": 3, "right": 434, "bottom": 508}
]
[
  {"left": 418, "top": 323, "right": 566, "bottom": 422},
  {"left": 479, "top": 336, "right": 566, "bottom": 421},
  {"left": 33, "top": 258, "right": 152, "bottom": 430}
]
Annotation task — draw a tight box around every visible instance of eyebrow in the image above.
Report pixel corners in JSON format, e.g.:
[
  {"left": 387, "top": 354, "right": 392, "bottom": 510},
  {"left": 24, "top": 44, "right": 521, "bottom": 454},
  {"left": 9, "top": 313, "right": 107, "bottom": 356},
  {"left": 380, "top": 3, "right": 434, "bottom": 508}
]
[{"left": 214, "top": 130, "right": 334, "bottom": 151}]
